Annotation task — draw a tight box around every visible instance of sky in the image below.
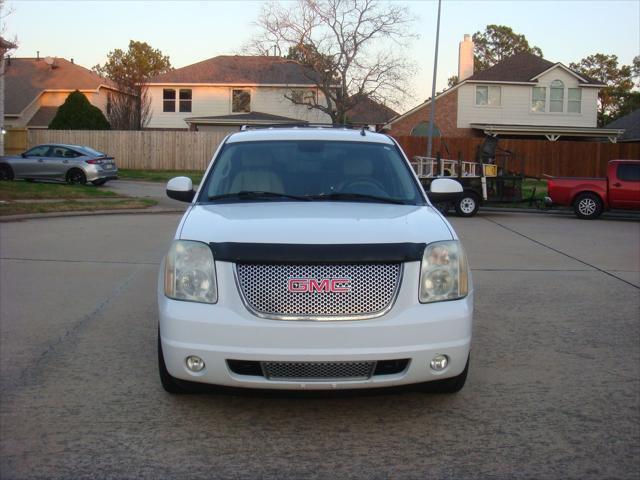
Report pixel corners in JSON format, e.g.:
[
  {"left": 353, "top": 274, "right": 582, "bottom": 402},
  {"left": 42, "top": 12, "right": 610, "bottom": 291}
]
[{"left": 3, "top": 0, "right": 639, "bottom": 112}]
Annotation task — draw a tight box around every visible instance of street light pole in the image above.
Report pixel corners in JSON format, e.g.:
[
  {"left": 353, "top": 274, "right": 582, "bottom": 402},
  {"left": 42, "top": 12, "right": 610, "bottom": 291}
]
[{"left": 426, "top": 0, "right": 442, "bottom": 158}]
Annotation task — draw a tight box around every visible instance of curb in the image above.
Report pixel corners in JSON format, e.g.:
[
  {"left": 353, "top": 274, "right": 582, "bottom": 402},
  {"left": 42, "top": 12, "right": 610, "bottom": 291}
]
[{"left": 0, "top": 207, "right": 185, "bottom": 223}]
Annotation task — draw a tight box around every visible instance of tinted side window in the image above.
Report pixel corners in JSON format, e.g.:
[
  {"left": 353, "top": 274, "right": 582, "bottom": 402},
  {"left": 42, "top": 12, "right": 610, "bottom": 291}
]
[
  {"left": 24, "top": 146, "right": 51, "bottom": 157},
  {"left": 617, "top": 164, "right": 640, "bottom": 182}
]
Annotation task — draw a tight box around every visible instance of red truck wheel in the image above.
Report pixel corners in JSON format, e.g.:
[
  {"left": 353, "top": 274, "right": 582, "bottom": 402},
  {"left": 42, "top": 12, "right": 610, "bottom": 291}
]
[{"left": 574, "top": 193, "right": 603, "bottom": 219}]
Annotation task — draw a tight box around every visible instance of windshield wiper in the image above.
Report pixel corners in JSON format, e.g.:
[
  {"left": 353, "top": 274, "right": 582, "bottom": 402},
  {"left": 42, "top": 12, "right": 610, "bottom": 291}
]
[
  {"left": 208, "top": 191, "right": 311, "bottom": 201},
  {"left": 306, "top": 192, "right": 410, "bottom": 205}
]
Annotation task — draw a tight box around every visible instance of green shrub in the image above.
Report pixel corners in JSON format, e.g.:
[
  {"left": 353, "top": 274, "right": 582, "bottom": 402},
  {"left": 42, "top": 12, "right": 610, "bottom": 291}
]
[{"left": 49, "top": 90, "right": 111, "bottom": 130}]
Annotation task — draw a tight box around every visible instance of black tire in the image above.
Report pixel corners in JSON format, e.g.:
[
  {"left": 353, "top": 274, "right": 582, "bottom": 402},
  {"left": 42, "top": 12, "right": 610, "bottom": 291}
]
[
  {"left": 455, "top": 192, "right": 480, "bottom": 217},
  {"left": 158, "top": 331, "right": 200, "bottom": 394},
  {"left": 0, "top": 164, "right": 14, "bottom": 181},
  {"left": 573, "top": 192, "right": 603, "bottom": 219},
  {"left": 414, "top": 355, "right": 470, "bottom": 394},
  {"left": 66, "top": 168, "right": 86, "bottom": 185},
  {"left": 91, "top": 179, "right": 107, "bottom": 186}
]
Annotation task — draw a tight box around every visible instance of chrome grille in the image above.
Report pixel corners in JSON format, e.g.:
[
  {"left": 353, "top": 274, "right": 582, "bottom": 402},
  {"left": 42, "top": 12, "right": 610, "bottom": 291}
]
[
  {"left": 262, "top": 361, "right": 375, "bottom": 381},
  {"left": 235, "top": 263, "right": 402, "bottom": 319}
]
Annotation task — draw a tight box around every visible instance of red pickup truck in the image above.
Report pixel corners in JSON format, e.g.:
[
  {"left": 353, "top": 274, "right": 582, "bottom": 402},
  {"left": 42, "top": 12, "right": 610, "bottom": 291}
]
[{"left": 545, "top": 160, "right": 640, "bottom": 219}]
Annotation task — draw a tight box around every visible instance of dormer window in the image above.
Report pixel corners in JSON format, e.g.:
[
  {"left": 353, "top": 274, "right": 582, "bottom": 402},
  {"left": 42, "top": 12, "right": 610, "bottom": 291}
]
[{"left": 550, "top": 80, "right": 564, "bottom": 113}]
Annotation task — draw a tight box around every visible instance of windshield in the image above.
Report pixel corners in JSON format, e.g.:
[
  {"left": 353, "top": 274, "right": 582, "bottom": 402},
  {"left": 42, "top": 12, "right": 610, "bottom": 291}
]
[{"left": 199, "top": 140, "right": 425, "bottom": 205}]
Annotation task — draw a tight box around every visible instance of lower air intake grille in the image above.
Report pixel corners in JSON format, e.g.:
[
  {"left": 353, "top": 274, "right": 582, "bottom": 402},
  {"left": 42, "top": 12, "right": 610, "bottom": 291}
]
[{"left": 262, "top": 361, "right": 376, "bottom": 381}]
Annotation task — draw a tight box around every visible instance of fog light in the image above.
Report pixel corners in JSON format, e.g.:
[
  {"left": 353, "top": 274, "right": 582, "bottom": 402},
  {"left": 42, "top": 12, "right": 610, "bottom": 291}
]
[
  {"left": 430, "top": 354, "right": 448, "bottom": 371},
  {"left": 186, "top": 355, "right": 205, "bottom": 372}
]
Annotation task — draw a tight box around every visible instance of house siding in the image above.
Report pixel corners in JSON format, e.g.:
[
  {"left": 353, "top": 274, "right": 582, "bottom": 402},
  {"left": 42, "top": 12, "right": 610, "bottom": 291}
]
[
  {"left": 4, "top": 88, "right": 113, "bottom": 128},
  {"left": 146, "top": 85, "right": 331, "bottom": 129},
  {"left": 388, "top": 88, "right": 478, "bottom": 138},
  {"left": 457, "top": 68, "right": 598, "bottom": 129}
]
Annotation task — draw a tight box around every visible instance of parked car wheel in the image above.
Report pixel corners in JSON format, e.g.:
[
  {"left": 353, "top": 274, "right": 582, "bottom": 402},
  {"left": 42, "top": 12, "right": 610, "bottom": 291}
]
[
  {"left": 0, "top": 164, "right": 14, "bottom": 181},
  {"left": 455, "top": 192, "right": 480, "bottom": 217},
  {"left": 573, "top": 192, "right": 603, "bottom": 219},
  {"left": 415, "top": 355, "right": 469, "bottom": 393},
  {"left": 91, "top": 179, "right": 107, "bottom": 186},
  {"left": 66, "top": 169, "right": 86, "bottom": 185},
  {"left": 158, "top": 331, "right": 199, "bottom": 394}
]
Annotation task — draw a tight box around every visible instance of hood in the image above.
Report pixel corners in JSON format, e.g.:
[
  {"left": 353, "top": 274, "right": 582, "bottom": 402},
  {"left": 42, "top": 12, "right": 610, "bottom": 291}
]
[{"left": 178, "top": 202, "right": 454, "bottom": 245}]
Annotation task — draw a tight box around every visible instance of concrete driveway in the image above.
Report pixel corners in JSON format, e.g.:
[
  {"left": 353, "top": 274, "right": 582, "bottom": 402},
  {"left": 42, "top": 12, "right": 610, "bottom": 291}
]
[
  {"left": 106, "top": 180, "right": 190, "bottom": 210},
  {"left": 0, "top": 211, "right": 638, "bottom": 479}
]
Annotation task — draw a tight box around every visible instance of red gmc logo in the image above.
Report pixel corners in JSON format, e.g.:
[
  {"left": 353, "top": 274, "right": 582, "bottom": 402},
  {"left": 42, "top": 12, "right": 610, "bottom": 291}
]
[{"left": 288, "top": 278, "right": 352, "bottom": 293}]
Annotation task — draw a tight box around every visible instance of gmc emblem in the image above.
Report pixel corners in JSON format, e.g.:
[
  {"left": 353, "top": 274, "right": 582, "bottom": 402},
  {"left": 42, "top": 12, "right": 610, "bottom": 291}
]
[{"left": 288, "top": 278, "right": 352, "bottom": 293}]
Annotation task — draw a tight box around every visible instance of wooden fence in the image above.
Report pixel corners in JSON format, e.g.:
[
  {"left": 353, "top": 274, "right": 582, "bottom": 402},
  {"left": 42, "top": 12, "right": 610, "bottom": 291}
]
[
  {"left": 28, "top": 130, "right": 228, "bottom": 171},
  {"left": 5, "top": 129, "right": 28, "bottom": 156},
  {"left": 394, "top": 136, "right": 640, "bottom": 178},
  {"left": 22, "top": 130, "right": 640, "bottom": 177}
]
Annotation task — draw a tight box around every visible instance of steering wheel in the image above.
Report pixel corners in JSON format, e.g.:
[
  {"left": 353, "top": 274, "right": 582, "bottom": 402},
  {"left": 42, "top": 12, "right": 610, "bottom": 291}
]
[{"left": 337, "top": 177, "right": 388, "bottom": 196}]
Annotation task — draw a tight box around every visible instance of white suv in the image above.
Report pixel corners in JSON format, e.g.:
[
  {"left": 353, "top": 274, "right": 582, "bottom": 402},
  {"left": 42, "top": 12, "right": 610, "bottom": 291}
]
[{"left": 158, "top": 127, "right": 473, "bottom": 393}]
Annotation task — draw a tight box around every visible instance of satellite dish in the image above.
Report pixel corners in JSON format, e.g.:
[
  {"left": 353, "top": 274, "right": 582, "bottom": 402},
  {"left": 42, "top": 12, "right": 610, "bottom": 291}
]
[{"left": 44, "top": 56, "right": 54, "bottom": 66}]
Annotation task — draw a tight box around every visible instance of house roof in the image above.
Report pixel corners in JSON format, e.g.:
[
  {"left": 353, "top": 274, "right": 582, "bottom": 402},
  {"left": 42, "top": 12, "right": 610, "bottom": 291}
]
[
  {"left": 4, "top": 57, "right": 117, "bottom": 115},
  {"left": 148, "top": 55, "right": 320, "bottom": 85},
  {"left": 346, "top": 95, "right": 398, "bottom": 125},
  {"left": 466, "top": 53, "right": 601, "bottom": 85},
  {"left": 184, "top": 111, "right": 307, "bottom": 126},
  {"left": 605, "top": 109, "right": 640, "bottom": 142},
  {"left": 27, "top": 106, "right": 59, "bottom": 127}
]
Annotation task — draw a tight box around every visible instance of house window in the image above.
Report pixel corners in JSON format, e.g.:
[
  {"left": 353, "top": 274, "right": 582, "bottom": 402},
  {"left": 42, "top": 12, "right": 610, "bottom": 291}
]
[
  {"left": 550, "top": 80, "right": 564, "bottom": 113},
  {"left": 291, "top": 89, "right": 316, "bottom": 105},
  {"left": 532, "top": 87, "right": 546, "bottom": 112},
  {"left": 475, "top": 85, "right": 501, "bottom": 106},
  {"left": 568, "top": 88, "right": 581, "bottom": 113},
  {"left": 179, "top": 89, "right": 192, "bottom": 113},
  {"left": 232, "top": 89, "right": 251, "bottom": 113},
  {"left": 163, "top": 89, "right": 176, "bottom": 112},
  {"left": 106, "top": 93, "right": 112, "bottom": 115}
]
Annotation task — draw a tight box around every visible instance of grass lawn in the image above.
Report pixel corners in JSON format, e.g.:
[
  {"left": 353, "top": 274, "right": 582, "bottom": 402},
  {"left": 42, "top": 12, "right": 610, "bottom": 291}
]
[
  {"left": 0, "top": 180, "right": 120, "bottom": 200},
  {"left": 0, "top": 199, "right": 157, "bottom": 216},
  {"left": 118, "top": 169, "right": 204, "bottom": 184}
]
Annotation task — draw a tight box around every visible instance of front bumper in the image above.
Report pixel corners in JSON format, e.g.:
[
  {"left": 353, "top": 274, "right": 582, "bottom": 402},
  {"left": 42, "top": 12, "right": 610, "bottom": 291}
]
[{"left": 158, "top": 261, "right": 473, "bottom": 390}]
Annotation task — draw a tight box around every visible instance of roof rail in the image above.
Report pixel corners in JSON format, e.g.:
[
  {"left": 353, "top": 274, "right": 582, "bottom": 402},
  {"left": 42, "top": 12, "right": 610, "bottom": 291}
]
[{"left": 239, "top": 123, "right": 364, "bottom": 131}]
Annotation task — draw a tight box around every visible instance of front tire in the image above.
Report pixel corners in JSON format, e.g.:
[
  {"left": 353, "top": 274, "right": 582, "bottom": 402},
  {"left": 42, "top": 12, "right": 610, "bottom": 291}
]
[
  {"left": 455, "top": 192, "right": 480, "bottom": 217},
  {"left": 66, "top": 169, "right": 86, "bottom": 185},
  {"left": 574, "top": 192, "right": 603, "bottom": 219},
  {"left": 0, "top": 164, "right": 14, "bottom": 181}
]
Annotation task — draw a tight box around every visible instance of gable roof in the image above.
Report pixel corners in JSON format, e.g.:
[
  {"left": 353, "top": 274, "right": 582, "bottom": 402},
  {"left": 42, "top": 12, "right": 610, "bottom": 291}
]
[
  {"left": 605, "top": 109, "right": 640, "bottom": 141},
  {"left": 4, "top": 57, "right": 116, "bottom": 115},
  {"left": 346, "top": 95, "right": 399, "bottom": 125},
  {"left": 466, "top": 53, "right": 602, "bottom": 85},
  {"left": 148, "top": 55, "right": 320, "bottom": 85}
]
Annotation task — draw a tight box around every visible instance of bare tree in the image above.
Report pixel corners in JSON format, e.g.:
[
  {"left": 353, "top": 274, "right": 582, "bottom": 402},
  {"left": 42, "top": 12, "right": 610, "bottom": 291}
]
[{"left": 246, "top": 0, "right": 416, "bottom": 124}]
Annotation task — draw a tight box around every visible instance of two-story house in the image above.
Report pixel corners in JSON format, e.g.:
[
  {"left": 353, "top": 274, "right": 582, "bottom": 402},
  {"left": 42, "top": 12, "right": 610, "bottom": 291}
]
[
  {"left": 386, "top": 35, "right": 622, "bottom": 142},
  {"left": 3, "top": 55, "right": 120, "bottom": 130},
  {"left": 146, "top": 55, "right": 331, "bottom": 133}
]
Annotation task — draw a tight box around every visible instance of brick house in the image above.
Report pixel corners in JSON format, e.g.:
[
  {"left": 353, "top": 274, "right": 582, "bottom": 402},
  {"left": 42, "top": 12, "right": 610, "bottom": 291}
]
[{"left": 386, "top": 36, "right": 622, "bottom": 143}]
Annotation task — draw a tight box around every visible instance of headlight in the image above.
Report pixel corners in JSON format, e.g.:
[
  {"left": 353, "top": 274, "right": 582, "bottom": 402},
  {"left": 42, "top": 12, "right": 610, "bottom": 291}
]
[
  {"left": 419, "top": 240, "right": 469, "bottom": 303},
  {"left": 164, "top": 240, "right": 217, "bottom": 303}
]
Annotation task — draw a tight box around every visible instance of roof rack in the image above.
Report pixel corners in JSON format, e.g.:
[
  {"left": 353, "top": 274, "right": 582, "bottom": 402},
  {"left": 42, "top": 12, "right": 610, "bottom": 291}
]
[{"left": 239, "top": 123, "right": 368, "bottom": 132}]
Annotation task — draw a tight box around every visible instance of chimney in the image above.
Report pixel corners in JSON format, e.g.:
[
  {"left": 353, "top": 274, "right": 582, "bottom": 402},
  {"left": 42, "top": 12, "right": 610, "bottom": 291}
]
[
  {"left": 71, "top": 58, "right": 74, "bottom": 64},
  {"left": 458, "top": 34, "right": 474, "bottom": 81}
]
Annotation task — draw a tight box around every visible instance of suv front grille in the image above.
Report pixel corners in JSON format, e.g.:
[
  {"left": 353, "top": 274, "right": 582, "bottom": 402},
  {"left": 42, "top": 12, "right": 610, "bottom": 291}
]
[{"left": 235, "top": 263, "right": 402, "bottom": 320}]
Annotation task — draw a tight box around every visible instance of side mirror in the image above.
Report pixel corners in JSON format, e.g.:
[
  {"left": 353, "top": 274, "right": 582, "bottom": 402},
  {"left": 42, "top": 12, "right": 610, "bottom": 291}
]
[
  {"left": 427, "top": 178, "right": 463, "bottom": 204},
  {"left": 166, "top": 176, "right": 195, "bottom": 203}
]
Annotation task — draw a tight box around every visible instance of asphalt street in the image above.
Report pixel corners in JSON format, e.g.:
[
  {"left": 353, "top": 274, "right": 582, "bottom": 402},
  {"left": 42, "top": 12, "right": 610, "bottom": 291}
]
[{"left": 0, "top": 211, "right": 638, "bottom": 479}]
